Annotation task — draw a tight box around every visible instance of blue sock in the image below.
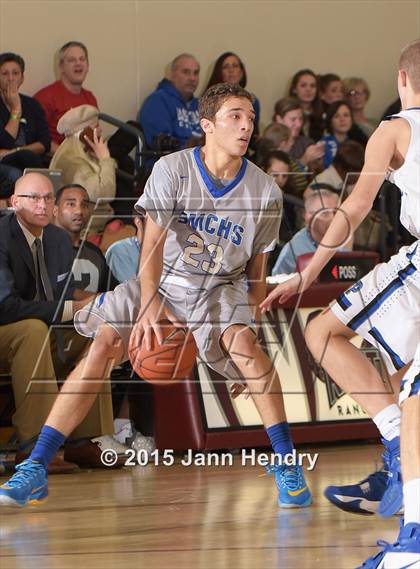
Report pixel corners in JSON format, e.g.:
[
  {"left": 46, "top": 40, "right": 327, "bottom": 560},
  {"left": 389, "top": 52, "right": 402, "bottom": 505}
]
[
  {"left": 29, "top": 425, "right": 66, "bottom": 468},
  {"left": 266, "top": 422, "right": 294, "bottom": 457}
]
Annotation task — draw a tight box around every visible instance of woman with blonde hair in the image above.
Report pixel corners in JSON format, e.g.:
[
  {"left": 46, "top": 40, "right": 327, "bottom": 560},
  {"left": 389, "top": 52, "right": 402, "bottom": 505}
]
[{"left": 343, "top": 77, "right": 376, "bottom": 137}]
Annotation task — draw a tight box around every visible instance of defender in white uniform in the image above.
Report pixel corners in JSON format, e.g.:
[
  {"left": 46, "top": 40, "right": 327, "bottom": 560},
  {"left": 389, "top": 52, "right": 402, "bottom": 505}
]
[
  {"left": 262, "top": 40, "right": 420, "bottom": 569},
  {"left": 331, "top": 111, "right": 420, "bottom": 391}
]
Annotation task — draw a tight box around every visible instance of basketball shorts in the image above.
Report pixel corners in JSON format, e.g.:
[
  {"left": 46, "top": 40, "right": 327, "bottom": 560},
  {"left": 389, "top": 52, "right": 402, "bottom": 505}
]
[
  {"left": 331, "top": 240, "right": 420, "bottom": 403},
  {"left": 74, "top": 277, "right": 255, "bottom": 381}
]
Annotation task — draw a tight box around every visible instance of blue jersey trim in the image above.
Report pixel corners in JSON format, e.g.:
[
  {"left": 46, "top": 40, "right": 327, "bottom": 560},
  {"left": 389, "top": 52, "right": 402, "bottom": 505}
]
[
  {"left": 368, "top": 326, "right": 405, "bottom": 370},
  {"left": 336, "top": 292, "right": 352, "bottom": 311},
  {"left": 407, "top": 242, "right": 418, "bottom": 261},
  {"left": 193, "top": 146, "right": 247, "bottom": 198},
  {"left": 347, "top": 262, "right": 416, "bottom": 331},
  {"left": 97, "top": 292, "right": 106, "bottom": 308}
]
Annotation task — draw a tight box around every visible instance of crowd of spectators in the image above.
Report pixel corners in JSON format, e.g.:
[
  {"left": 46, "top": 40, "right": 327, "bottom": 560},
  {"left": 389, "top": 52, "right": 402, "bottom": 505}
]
[{"left": 0, "top": 41, "right": 408, "bottom": 469}]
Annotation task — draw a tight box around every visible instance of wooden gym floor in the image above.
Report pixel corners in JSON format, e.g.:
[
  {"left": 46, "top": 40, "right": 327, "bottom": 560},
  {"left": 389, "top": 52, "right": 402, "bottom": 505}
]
[{"left": 0, "top": 442, "right": 398, "bottom": 569}]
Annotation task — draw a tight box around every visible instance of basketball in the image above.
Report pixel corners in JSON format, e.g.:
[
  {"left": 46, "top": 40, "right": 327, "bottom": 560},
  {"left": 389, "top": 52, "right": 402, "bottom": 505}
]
[{"left": 129, "top": 319, "right": 197, "bottom": 385}]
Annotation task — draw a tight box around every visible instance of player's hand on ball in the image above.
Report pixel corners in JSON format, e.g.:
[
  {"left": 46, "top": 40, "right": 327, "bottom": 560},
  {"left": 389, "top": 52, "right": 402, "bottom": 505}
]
[
  {"left": 260, "top": 272, "right": 311, "bottom": 311},
  {"left": 129, "top": 300, "right": 184, "bottom": 353},
  {"left": 128, "top": 302, "right": 196, "bottom": 385}
]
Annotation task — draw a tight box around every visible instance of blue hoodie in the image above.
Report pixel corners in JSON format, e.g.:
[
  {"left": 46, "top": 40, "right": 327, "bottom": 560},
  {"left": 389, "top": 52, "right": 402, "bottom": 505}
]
[{"left": 138, "top": 79, "right": 201, "bottom": 148}]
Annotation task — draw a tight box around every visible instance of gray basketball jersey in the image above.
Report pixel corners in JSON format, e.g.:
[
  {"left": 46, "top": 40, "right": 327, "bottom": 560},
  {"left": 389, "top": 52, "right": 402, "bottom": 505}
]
[
  {"left": 388, "top": 109, "right": 420, "bottom": 239},
  {"left": 136, "top": 147, "right": 283, "bottom": 289}
]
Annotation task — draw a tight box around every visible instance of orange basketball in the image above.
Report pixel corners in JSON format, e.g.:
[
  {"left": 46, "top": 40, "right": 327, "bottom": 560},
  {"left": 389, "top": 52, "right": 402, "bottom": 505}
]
[{"left": 129, "top": 320, "right": 197, "bottom": 385}]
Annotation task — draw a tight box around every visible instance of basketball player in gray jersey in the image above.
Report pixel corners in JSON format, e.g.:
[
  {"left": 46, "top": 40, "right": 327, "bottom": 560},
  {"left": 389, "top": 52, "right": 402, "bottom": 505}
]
[
  {"left": 262, "top": 40, "right": 420, "bottom": 568},
  {"left": 0, "top": 84, "right": 312, "bottom": 510}
]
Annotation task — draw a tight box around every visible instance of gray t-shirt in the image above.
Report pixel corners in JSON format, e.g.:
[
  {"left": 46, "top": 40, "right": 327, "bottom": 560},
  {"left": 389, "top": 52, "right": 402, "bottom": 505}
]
[{"left": 136, "top": 147, "right": 283, "bottom": 289}]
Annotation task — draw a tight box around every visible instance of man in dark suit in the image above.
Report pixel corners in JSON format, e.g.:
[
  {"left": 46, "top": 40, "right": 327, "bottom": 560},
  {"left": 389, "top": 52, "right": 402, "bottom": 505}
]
[{"left": 0, "top": 172, "right": 122, "bottom": 471}]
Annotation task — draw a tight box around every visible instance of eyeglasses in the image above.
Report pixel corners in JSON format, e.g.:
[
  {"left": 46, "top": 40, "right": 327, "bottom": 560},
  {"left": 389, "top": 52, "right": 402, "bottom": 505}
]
[
  {"left": 348, "top": 89, "right": 367, "bottom": 97},
  {"left": 17, "top": 194, "right": 55, "bottom": 204}
]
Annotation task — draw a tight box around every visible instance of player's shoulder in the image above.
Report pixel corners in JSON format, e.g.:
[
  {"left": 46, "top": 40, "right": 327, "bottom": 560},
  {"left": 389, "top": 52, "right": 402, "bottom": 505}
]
[
  {"left": 245, "top": 158, "right": 273, "bottom": 183},
  {"left": 376, "top": 114, "right": 411, "bottom": 135},
  {"left": 367, "top": 115, "right": 411, "bottom": 153},
  {"left": 156, "top": 148, "right": 196, "bottom": 173},
  {"left": 244, "top": 159, "right": 283, "bottom": 198}
]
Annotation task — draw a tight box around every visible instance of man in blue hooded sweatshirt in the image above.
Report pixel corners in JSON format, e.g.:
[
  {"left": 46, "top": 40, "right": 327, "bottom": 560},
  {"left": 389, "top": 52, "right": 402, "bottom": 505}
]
[{"left": 138, "top": 53, "right": 202, "bottom": 152}]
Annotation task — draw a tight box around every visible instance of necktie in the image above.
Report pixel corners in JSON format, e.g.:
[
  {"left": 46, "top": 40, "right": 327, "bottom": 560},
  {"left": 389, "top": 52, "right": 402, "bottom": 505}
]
[{"left": 34, "top": 238, "right": 54, "bottom": 301}]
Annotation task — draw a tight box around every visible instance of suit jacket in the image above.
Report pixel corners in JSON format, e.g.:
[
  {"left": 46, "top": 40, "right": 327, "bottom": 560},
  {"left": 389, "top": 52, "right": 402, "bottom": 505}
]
[{"left": 0, "top": 213, "right": 75, "bottom": 325}]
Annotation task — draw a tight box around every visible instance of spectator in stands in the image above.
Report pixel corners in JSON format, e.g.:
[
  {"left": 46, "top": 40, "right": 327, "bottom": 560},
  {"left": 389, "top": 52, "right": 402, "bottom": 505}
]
[
  {"left": 258, "top": 148, "right": 297, "bottom": 240},
  {"left": 272, "top": 97, "right": 325, "bottom": 164},
  {"left": 259, "top": 149, "right": 291, "bottom": 192},
  {"left": 320, "top": 101, "right": 367, "bottom": 168},
  {"left": 288, "top": 69, "right": 324, "bottom": 140},
  {"left": 0, "top": 52, "right": 50, "bottom": 175},
  {"left": 0, "top": 173, "right": 124, "bottom": 471},
  {"left": 105, "top": 212, "right": 143, "bottom": 283},
  {"left": 343, "top": 77, "right": 376, "bottom": 137},
  {"left": 319, "top": 73, "right": 343, "bottom": 113},
  {"left": 138, "top": 53, "right": 201, "bottom": 153},
  {"left": 205, "top": 52, "right": 261, "bottom": 135},
  {"left": 53, "top": 183, "right": 116, "bottom": 292},
  {"left": 50, "top": 105, "right": 116, "bottom": 232},
  {"left": 314, "top": 140, "right": 365, "bottom": 194},
  {"left": 304, "top": 177, "right": 384, "bottom": 252},
  {"left": 259, "top": 123, "right": 293, "bottom": 154},
  {"left": 272, "top": 189, "right": 350, "bottom": 275},
  {"left": 257, "top": 123, "right": 311, "bottom": 197},
  {"left": 35, "top": 41, "right": 97, "bottom": 153}
]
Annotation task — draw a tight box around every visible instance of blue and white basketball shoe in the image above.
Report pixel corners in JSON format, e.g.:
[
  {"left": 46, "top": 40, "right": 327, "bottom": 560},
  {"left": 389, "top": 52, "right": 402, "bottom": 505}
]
[
  {"left": 324, "top": 469, "right": 388, "bottom": 515},
  {"left": 357, "top": 522, "right": 420, "bottom": 568},
  {"left": 324, "top": 438, "right": 402, "bottom": 516},
  {"left": 0, "top": 459, "right": 48, "bottom": 507}
]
